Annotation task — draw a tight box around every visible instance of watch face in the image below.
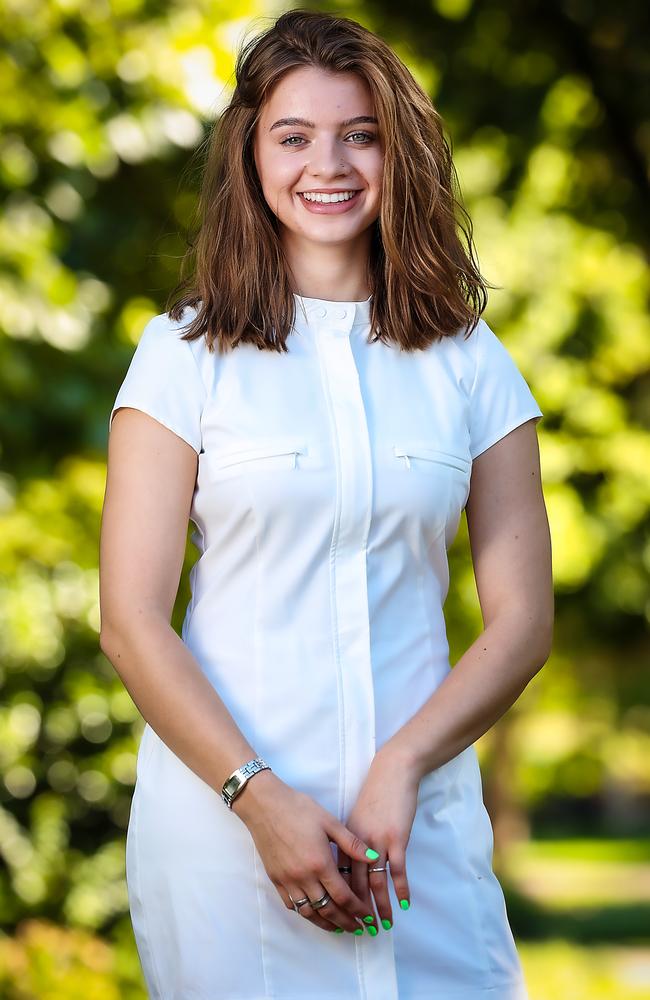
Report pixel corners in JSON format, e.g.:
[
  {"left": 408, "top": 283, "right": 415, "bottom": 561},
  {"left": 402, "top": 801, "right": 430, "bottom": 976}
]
[{"left": 223, "top": 773, "right": 242, "bottom": 804}]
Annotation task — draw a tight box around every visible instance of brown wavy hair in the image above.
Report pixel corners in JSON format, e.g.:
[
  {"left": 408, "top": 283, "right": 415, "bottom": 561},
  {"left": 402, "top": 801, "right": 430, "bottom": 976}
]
[{"left": 167, "top": 7, "right": 493, "bottom": 354}]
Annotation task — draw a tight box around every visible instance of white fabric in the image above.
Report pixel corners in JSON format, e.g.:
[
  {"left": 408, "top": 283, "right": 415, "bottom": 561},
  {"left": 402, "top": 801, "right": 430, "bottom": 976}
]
[{"left": 109, "top": 296, "right": 542, "bottom": 999}]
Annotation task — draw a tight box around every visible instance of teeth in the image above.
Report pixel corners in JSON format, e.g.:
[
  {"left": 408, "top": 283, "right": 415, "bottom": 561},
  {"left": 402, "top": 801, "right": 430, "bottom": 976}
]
[{"left": 300, "top": 190, "right": 358, "bottom": 204}]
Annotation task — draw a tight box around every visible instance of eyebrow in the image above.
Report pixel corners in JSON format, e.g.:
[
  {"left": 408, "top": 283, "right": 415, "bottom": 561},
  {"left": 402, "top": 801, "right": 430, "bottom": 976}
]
[{"left": 269, "top": 115, "right": 378, "bottom": 132}]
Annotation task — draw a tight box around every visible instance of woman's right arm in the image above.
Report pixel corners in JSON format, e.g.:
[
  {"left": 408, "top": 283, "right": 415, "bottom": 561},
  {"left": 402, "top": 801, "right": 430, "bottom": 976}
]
[{"left": 100, "top": 406, "right": 377, "bottom": 934}]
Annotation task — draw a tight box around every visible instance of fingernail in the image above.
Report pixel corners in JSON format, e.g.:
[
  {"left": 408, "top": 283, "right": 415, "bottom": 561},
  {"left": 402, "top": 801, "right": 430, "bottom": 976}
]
[
  {"left": 362, "top": 915, "right": 375, "bottom": 924},
  {"left": 333, "top": 927, "right": 344, "bottom": 933},
  {"left": 365, "top": 848, "right": 379, "bottom": 860},
  {"left": 353, "top": 926, "right": 364, "bottom": 935},
  {"left": 400, "top": 899, "right": 410, "bottom": 910},
  {"left": 367, "top": 925, "right": 378, "bottom": 936},
  {"left": 381, "top": 918, "right": 392, "bottom": 930}
]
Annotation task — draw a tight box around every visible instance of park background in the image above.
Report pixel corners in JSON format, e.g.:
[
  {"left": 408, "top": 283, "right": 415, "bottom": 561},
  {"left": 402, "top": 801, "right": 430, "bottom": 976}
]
[{"left": 0, "top": 0, "right": 649, "bottom": 996}]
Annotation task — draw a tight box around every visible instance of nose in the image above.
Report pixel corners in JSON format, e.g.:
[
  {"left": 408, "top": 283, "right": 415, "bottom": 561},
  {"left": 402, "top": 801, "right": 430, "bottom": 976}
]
[{"left": 306, "top": 137, "right": 351, "bottom": 178}]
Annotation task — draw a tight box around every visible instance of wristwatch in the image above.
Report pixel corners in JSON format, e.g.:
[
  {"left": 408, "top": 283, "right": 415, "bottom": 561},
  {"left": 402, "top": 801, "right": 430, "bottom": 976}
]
[{"left": 221, "top": 756, "right": 271, "bottom": 809}]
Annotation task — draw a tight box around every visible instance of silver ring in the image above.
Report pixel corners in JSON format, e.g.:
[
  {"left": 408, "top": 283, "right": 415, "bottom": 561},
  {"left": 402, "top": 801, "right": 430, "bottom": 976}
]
[
  {"left": 369, "top": 866, "right": 387, "bottom": 873},
  {"left": 310, "top": 891, "right": 331, "bottom": 910},
  {"left": 288, "top": 893, "right": 310, "bottom": 912}
]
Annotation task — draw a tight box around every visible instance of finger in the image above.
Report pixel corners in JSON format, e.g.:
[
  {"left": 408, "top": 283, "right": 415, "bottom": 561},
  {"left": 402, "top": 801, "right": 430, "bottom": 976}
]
[
  {"left": 335, "top": 845, "right": 353, "bottom": 880},
  {"left": 350, "top": 857, "right": 377, "bottom": 934},
  {"left": 332, "top": 846, "right": 364, "bottom": 932},
  {"left": 308, "top": 862, "right": 373, "bottom": 935},
  {"left": 387, "top": 842, "right": 410, "bottom": 911},
  {"left": 325, "top": 815, "right": 380, "bottom": 867},
  {"left": 325, "top": 841, "right": 376, "bottom": 925},
  {"left": 302, "top": 879, "right": 360, "bottom": 934},
  {"left": 285, "top": 884, "right": 332, "bottom": 932},
  {"left": 367, "top": 856, "right": 393, "bottom": 931},
  {"left": 319, "top": 870, "right": 373, "bottom": 934}
]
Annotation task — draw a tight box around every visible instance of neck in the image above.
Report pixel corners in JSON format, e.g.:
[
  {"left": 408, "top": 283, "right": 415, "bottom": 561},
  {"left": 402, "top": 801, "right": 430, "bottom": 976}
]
[{"left": 282, "top": 229, "right": 372, "bottom": 302}]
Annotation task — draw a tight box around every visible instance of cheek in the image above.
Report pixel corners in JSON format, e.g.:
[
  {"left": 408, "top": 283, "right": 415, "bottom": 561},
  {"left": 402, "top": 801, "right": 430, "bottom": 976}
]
[
  {"left": 365, "top": 146, "right": 384, "bottom": 177},
  {"left": 266, "top": 165, "right": 301, "bottom": 202},
  {"left": 370, "top": 157, "right": 384, "bottom": 188}
]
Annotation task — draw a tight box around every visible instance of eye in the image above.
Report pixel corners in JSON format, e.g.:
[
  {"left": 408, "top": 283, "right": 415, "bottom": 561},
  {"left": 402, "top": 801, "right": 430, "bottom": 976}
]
[{"left": 279, "top": 131, "right": 377, "bottom": 147}]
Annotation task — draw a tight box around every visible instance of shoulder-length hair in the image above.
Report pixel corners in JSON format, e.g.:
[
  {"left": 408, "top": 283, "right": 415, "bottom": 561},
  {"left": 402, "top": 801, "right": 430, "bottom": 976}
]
[{"left": 167, "top": 7, "right": 493, "bottom": 354}]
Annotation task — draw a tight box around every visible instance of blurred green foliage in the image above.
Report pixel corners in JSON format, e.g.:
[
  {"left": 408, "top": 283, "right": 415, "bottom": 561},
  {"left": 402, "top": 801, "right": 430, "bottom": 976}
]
[{"left": 1, "top": 0, "right": 648, "bottom": 996}]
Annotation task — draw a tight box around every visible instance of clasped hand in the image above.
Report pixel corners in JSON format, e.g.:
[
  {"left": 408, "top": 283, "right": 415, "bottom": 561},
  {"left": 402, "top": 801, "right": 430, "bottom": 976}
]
[{"left": 236, "top": 746, "right": 420, "bottom": 935}]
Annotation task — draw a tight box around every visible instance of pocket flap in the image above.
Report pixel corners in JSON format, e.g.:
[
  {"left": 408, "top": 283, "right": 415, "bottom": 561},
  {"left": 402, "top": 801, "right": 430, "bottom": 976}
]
[
  {"left": 208, "top": 438, "right": 309, "bottom": 471},
  {"left": 393, "top": 442, "right": 471, "bottom": 474}
]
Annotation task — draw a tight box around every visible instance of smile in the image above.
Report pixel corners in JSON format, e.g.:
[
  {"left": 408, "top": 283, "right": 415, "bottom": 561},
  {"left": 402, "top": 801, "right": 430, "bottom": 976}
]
[{"left": 297, "top": 190, "right": 362, "bottom": 214}]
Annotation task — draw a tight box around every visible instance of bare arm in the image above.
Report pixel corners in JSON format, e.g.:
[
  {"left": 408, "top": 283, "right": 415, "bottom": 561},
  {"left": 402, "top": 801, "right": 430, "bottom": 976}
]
[
  {"left": 100, "top": 405, "right": 275, "bottom": 820},
  {"left": 380, "top": 417, "right": 553, "bottom": 778}
]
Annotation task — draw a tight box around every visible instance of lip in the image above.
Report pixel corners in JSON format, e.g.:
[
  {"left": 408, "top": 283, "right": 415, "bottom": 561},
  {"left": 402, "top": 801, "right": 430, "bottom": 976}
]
[{"left": 297, "top": 189, "right": 363, "bottom": 215}]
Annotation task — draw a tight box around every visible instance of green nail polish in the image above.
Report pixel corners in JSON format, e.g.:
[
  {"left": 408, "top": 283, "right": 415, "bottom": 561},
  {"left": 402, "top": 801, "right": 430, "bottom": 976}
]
[
  {"left": 363, "top": 915, "right": 375, "bottom": 924},
  {"left": 400, "top": 899, "right": 410, "bottom": 910},
  {"left": 365, "top": 848, "right": 379, "bottom": 860},
  {"left": 354, "top": 927, "right": 364, "bottom": 935},
  {"left": 381, "top": 918, "right": 392, "bottom": 930},
  {"left": 334, "top": 927, "right": 344, "bottom": 933},
  {"left": 367, "top": 925, "right": 378, "bottom": 936}
]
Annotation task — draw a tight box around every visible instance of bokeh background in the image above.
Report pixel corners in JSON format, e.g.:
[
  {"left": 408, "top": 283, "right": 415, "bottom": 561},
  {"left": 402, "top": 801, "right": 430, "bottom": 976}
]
[{"left": 1, "top": 0, "right": 649, "bottom": 996}]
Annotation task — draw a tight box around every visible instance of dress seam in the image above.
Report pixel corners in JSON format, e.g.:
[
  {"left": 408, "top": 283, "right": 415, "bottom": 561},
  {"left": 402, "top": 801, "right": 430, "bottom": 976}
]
[
  {"left": 247, "top": 468, "right": 273, "bottom": 998},
  {"left": 417, "top": 518, "right": 446, "bottom": 677}
]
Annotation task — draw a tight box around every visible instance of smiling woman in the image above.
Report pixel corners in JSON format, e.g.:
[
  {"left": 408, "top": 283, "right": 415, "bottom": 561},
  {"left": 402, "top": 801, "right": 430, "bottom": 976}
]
[
  {"left": 101, "top": 7, "right": 551, "bottom": 1000},
  {"left": 162, "top": 8, "right": 492, "bottom": 353}
]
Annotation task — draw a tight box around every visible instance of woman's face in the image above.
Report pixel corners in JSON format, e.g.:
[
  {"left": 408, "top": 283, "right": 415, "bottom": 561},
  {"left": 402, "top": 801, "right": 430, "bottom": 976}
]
[{"left": 253, "top": 65, "right": 383, "bottom": 251}]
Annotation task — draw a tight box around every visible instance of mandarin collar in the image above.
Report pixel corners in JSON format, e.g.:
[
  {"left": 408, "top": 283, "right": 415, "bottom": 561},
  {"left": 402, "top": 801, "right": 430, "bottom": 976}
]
[{"left": 292, "top": 293, "right": 372, "bottom": 334}]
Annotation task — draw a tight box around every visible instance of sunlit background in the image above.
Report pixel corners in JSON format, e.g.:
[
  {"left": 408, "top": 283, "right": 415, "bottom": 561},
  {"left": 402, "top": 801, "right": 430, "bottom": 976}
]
[{"left": 1, "top": 0, "right": 649, "bottom": 996}]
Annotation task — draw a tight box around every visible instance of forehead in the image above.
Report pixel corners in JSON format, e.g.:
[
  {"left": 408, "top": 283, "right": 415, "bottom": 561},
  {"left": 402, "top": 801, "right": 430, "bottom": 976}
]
[{"left": 260, "top": 66, "right": 374, "bottom": 124}]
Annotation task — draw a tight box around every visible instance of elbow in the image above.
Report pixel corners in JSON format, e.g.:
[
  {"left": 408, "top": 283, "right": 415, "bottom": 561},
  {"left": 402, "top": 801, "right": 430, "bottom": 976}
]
[
  {"left": 99, "top": 622, "right": 138, "bottom": 682},
  {"left": 99, "top": 617, "right": 134, "bottom": 662},
  {"left": 99, "top": 608, "right": 170, "bottom": 662},
  {"left": 521, "top": 584, "right": 554, "bottom": 670},
  {"left": 99, "top": 624, "right": 120, "bottom": 662},
  {"left": 529, "top": 611, "right": 554, "bottom": 673},
  {"left": 495, "top": 602, "right": 554, "bottom": 675}
]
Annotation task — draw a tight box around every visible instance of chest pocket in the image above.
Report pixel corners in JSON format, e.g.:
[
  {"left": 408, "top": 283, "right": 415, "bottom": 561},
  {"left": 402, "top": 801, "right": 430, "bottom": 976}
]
[
  {"left": 391, "top": 441, "right": 472, "bottom": 539},
  {"left": 205, "top": 438, "right": 309, "bottom": 479},
  {"left": 392, "top": 444, "right": 471, "bottom": 476}
]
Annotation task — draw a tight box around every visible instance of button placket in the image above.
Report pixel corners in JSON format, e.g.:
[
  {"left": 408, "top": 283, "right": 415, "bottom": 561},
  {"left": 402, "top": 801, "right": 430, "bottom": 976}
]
[
  {"left": 312, "top": 320, "right": 400, "bottom": 1000},
  {"left": 314, "top": 335, "right": 374, "bottom": 805}
]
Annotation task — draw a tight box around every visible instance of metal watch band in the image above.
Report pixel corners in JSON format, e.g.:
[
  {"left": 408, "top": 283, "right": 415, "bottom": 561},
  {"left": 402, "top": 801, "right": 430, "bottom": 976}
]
[{"left": 221, "top": 756, "right": 271, "bottom": 809}]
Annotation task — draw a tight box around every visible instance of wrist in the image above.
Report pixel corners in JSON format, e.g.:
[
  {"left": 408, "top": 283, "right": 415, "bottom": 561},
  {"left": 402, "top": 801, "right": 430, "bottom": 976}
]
[
  {"left": 376, "top": 736, "right": 426, "bottom": 783},
  {"left": 229, "top": 767, "right": 283, "bottom": 826}
]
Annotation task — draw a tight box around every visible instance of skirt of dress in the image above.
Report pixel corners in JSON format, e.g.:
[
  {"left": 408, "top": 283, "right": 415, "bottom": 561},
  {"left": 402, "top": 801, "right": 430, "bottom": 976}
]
[{"left": 126, "top": 724, "right": 530, "bottom": 1000}]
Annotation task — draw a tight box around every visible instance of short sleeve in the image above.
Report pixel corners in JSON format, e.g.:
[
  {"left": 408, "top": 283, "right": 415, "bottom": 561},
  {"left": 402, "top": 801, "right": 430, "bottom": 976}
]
[
  {"left": 108, "top": 312, "right": 207, "bottom": 454},
  {"left": 468, "top": 319, "right": 543, "bottom": 460}
]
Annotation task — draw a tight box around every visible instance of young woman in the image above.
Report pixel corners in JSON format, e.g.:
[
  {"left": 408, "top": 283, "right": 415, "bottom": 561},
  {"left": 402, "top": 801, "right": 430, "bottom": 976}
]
[{"left": 100, "top": 9, "right": 553, "bottom": 999}]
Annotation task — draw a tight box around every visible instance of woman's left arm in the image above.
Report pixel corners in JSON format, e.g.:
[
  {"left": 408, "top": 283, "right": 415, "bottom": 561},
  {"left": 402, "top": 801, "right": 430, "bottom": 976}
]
[
  {"left": 385, "top": 416, "right": 553, "bottom": 779},
  {"left": 340, "top": 419, "right": 553, "bottom": 928}
]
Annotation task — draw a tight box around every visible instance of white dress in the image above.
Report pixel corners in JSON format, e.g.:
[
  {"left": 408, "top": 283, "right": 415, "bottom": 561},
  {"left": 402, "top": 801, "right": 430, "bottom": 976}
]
[{"left": 108, "top": 294, "right": 542, "bottom": 1000}]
